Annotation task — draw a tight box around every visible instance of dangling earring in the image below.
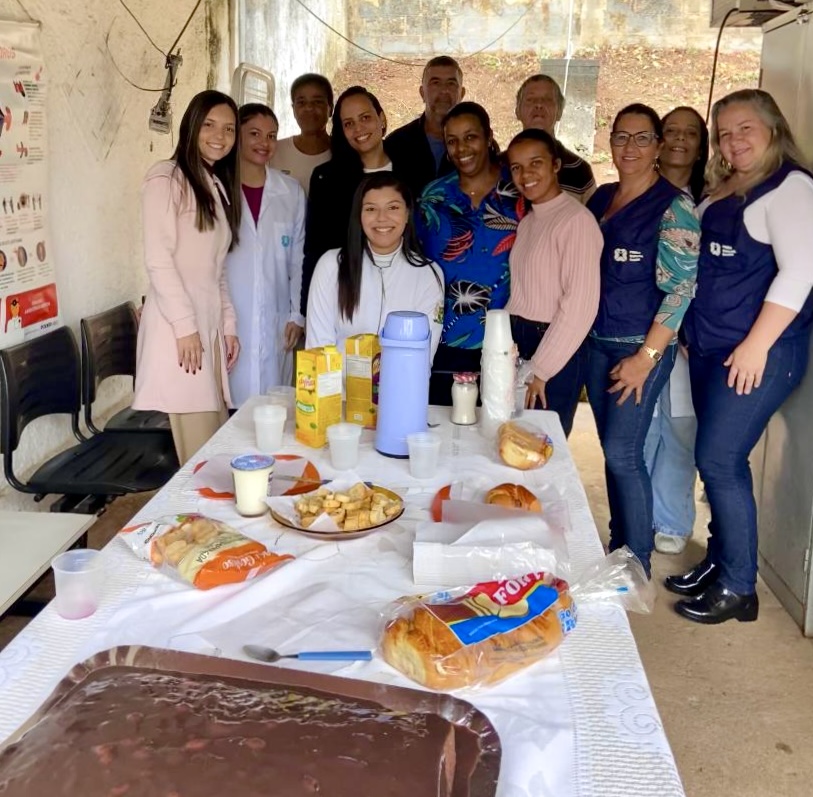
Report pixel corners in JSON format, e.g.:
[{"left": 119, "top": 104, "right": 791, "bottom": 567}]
[{"left": 722, "top": 159, "right": 733, "bottom": 172}]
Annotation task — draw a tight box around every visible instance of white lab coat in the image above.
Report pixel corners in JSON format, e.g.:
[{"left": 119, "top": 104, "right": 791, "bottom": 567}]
[
  {"left": 226, "top": 168, "right": 306, "bottom": 406},
  {"left": 305, "top": 245, "right": 444, "bottom": 360}
]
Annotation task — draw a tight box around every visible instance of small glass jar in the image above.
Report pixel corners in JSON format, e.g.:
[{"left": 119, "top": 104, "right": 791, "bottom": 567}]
[{"left": 451, "top": 372, "right": 478, "bottom": 425}]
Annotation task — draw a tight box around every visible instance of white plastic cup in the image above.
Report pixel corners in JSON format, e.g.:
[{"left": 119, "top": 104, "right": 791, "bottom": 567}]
[
  {"left": 51, "top": 549, "right": 104, "bottom": 620},
  {"left": 407, "top": 432, "right": 442, "bottom": 479},
  {"left": 482, "top": 310, "right": 513, "bottom": 352},
  {"left": 254, "top": 404, "right": 286, "bottom": 452},
  {"left": 266, "top": 385, "right": 296, "bottom": 416},
  {"left": 231, "top": 454, "right": 275, "bottom": 516},
  {"left": 327, "top": 423, "right": 362, "bottom": 470}
]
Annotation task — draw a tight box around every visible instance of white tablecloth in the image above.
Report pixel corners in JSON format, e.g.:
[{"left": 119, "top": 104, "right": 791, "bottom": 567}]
[{"left": 0, "top": 401, "right": 685, "bottom": 797}]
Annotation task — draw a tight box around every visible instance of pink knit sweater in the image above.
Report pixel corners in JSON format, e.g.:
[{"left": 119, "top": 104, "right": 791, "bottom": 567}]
[{"left": 506, "top": 191, "right": 603, "bottom": 381}]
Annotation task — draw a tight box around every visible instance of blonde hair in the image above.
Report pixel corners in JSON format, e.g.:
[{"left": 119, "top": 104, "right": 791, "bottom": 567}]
[{"left": 706, "top": 89, "right": 808, "bottom": 195}]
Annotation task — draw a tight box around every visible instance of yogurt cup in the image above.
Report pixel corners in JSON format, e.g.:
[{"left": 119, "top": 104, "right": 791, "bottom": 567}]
[{"left": 231, "top": 454, "right": 275, "bottom": 516}]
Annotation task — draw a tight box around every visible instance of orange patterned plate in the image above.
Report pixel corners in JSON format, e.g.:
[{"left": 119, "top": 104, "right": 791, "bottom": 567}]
[
  {"left": 430, "top": 484, "right": 452, "bottom": 522},
  {"left": 192, "top": 455, "right": 320, "bottom": 500}
]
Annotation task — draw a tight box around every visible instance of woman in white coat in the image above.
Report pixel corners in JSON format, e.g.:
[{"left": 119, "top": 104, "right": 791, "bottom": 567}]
[
  {"left": 306, "top": 172, "right": 444, "bottom": 359},
  {"left": 227, "top": 103, "right": 306, "bottom": 406}
]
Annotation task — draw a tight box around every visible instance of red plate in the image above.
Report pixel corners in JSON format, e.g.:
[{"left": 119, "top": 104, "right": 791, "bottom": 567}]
[{"left": 192, "top": 455, "right": 320, "bottom": 500}]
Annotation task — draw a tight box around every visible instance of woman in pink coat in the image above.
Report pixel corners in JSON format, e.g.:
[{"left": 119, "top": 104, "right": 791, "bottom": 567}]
[{"left": 133, "top": 90, "right": 242, "bottom": 463}]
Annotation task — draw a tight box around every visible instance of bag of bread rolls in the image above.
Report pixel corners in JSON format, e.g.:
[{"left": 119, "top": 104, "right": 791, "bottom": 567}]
[
  {"left": 497, "top": 421, "right": 554, "bottom": 470},
  {"left": 381, "top": 572, "right": 576, "bottom": 690},
  {"left": 120, "top": 514, "right": 294, "bottom": 590}
]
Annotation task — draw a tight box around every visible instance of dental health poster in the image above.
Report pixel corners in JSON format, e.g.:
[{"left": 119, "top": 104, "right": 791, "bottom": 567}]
[{"left": 0, "top": 19, "right": 59, "bottom": 350}]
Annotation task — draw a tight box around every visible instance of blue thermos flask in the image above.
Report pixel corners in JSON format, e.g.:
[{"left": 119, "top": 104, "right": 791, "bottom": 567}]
[{"left": 375, "top": 311, "right": 431, "bottom": 458}]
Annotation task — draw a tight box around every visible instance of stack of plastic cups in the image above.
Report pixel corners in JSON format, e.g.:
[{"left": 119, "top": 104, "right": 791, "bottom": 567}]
[{"left": 480, "top": 310, "right": 516, "bottom": 438}]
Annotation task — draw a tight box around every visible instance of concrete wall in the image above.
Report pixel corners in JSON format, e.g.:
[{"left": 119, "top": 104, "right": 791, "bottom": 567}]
[
  {"left": 0, "top": 0, "right": 229, "bottom": 510},
  {"left": 348, "top": 0, "right": 761, "bottom": 55},
  {"left": 239, "top": 0, "right": 348, "bottom": 137}
]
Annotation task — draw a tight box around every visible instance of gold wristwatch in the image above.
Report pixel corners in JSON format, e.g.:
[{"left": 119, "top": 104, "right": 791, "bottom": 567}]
[{"left": 641, "top": 345, "right": 663, "bottom": 363}]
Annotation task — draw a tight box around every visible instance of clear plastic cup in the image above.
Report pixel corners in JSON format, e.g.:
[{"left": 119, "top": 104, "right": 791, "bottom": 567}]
[
  {"left": 266, "top": 385, "right": 296, "bottom": 416},
  {"left": 254, "top": 404, "right": 286, "bottom": 452},
  {"left": 327, "top": 423, "right": 362, "bottom": 470},
  {"left": 407, "top": 432, "right": 442, "bottom": 479},
  {"left": 514, "top": 384, "right": 529, "bottom": 415},
  {"left": 482, "top": 309, "right": 513, "bottom": 352},
  {"left": 51, "top": 549, "right": 104, "bottom": 620}
]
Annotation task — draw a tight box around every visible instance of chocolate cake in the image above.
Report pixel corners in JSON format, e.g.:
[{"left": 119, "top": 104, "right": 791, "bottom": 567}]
[{"left": 0, "top": 667, "right": 458, "bottom": 797}]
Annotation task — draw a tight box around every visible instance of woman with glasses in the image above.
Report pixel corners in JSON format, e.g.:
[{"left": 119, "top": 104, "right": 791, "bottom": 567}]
[
  {"left": 668, "top": 89, "right": 813, "bottom": 624},
  {"left": 585, "top": 103, "right": 700, "bottom": 577}
]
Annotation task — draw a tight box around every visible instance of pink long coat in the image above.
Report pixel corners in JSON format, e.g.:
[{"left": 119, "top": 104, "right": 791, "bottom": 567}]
[{"left": 133, "top": 160, "right": 237, "bottom": 413}]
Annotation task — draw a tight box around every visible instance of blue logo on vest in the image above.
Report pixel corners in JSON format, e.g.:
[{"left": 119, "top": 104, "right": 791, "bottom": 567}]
[
  {"left": 709, "top": 241, "right": 736, "bottom": 256},
  {"left": 281, "top": 235, "right": 291, "bottom": 247},
  {"left": 613, "top": 248, "right": 644, "bottom": 263}
]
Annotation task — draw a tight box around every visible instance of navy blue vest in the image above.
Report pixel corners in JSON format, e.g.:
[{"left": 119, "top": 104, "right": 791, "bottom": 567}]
[
  {"left": 683, "top": 163, "right": 813, "bottom": 356},
  {"left": 587, "top": 177, "right": 682, "bottom": 338}
]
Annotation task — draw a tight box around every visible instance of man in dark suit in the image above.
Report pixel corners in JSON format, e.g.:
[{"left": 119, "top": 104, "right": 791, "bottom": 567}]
[{"left": 385, "top": 56, "right": 465, "bottom": 199}]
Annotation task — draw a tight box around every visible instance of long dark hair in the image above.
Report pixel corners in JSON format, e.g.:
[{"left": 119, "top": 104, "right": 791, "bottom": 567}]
[
  {"left": 173, "top": 90, "right": 241, "bottom": 248},
  {"left": 661, "top": 106, "right": 709, "bottom": 203},
  {"left": 330, "top": 86, "right": 386, "bottom": 174},
  {"left": 442, "top": 101, "right": 501, "bottom": 163},
  {"left": 338, "top": 172, "right": 435, "bottom": 322}
]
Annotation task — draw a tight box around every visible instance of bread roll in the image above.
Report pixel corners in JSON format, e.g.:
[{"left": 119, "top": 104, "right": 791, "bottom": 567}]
[
  {"left": 381, "top": 578, "right": 574, "bottom": 690},
  {"left": 498, "top": 421, "right": 554, "bottom": 470},
  {"left": 485, "top": 483, "right": 541, "bottom": 512}
]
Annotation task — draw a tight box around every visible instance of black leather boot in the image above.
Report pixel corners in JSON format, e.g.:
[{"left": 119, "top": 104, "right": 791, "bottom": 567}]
[
  {"left": 674, "top": 583, "right": 759, "bottom": 625},
  {"left": 663, "top": 559, "right": 719, "bottom": 597}
]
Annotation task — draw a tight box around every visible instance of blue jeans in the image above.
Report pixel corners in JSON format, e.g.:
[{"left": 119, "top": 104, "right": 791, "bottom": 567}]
[
  {"left": 510, "top": 316, "right": 587, "bottom": 438},
  {"left": 586, "top": 338, "right": 677, "bottom": 575},
  {"left": 690, "top": 337, "right": 808, "bottom": 595},
  {"left": 644, "top": 370, "right": 698, "bottom": 538}
]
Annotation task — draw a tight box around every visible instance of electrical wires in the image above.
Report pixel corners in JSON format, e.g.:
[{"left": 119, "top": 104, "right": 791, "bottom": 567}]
[
  {"left": 706, "top": 7, "right": 740, "bottom": 123},
  {"left": 291, "top": 0, "right": 541, "bottom": 68},
  {"left": 110, "top": 0, "right": 204, "bottom": 93},
  {"left": 117, "top": 0, "right": 166, "bottom": 56}
]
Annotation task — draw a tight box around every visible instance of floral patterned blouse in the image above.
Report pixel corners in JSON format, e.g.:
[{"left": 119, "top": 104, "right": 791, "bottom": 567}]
[
  {"left": 594, "top": 191, "right": 700, "bottom": 343},
  {"left": 416, "top": 166, "right": 527, "bottom": 349}
]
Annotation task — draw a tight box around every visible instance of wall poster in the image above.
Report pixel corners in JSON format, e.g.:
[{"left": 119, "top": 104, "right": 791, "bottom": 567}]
[{"left": 0, "top": 19, "right": 59, "bottom": 350}]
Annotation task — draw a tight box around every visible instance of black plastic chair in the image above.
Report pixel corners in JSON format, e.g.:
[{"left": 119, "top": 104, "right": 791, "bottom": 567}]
[
  {"left": 0, "top": 327, "right": 178, "bottom": 511},
  {"left": 80, "top": 302, "right": 170, "bottom": 435}
]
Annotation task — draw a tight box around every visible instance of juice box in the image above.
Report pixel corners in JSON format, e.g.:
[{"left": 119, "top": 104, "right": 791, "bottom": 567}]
[
  {"left": 345, "top": 334, "right": 381, "bottom": 428},
  {"left": 295, "top": 345, "right": 343, "bottom": 447}
]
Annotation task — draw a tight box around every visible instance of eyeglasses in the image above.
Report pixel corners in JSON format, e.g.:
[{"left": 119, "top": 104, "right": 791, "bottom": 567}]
[{"left": 610, "top": 131, "right": 658, "bottom": 148}]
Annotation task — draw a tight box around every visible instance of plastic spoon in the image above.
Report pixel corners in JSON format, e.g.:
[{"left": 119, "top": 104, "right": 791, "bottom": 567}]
[{"left": 243, "top": 645, "right": 373, "bottom": 663}]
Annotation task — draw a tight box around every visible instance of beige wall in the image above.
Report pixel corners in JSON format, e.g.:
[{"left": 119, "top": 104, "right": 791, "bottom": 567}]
[{"left": 0, "top": 0, "right": 230, "bottom": 510}]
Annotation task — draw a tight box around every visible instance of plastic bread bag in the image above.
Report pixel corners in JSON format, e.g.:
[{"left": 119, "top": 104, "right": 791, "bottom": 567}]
[
  {"left": 414, "top": 498, "right": 572, "bottom": 585},
  {"left": 380, "top": 572, "right": 576, "bottom": 691},
  {"left": 497, "top": 420, "right": 554, "bottom": 470},
  {"left": 479, "top": 345, "right": 517, "bottom": 437},
  {"left": 569, "top": 546, "right": 656, "bottom": 614},
  {"left": 119, "top": 514, "right": 294, "bottom": 590},
  {"left": 513, "top": 357, "right": 534, "bottom": 415}
]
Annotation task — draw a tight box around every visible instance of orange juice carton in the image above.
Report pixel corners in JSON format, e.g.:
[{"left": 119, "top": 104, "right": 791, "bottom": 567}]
[
  {"left": 345, "top": 333, "right": 381, "bottom": 428},
  {"left": 295, "top": 345, "right": 343, "bottom": 447}
]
